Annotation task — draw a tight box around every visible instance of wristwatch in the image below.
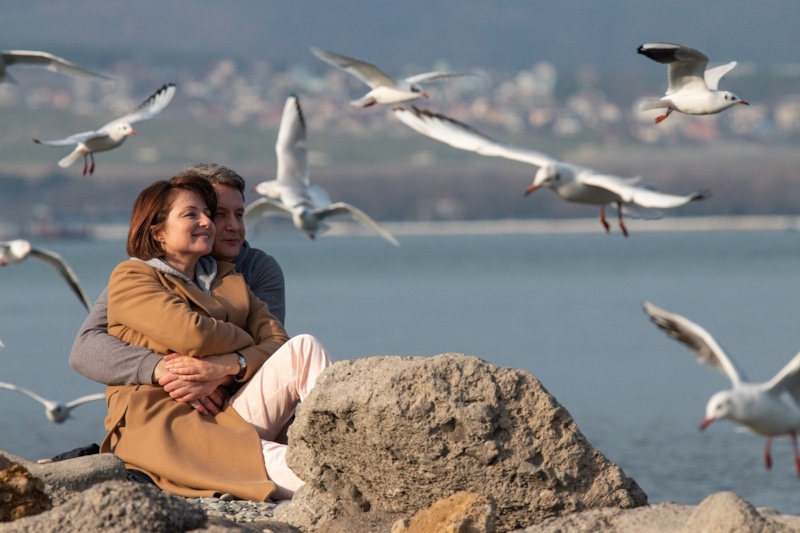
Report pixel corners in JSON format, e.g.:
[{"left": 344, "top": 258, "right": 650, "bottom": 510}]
[{"left": 234, "top": 352, "right": 247, "bottom": 381}]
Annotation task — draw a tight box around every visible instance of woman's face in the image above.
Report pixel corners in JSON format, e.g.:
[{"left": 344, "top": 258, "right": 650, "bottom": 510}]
[{"left": 152, "top": 189, "right": 215, "bottom": 267}]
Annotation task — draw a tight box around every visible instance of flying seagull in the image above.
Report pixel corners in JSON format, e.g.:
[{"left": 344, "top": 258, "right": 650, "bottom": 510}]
[
  {"left": 0, "top": 49, "right": 110, "bottom": 84},
  {"left": 245, "top": 95, "right": 399, "bottom": 246},
  {"left": 34, "top": 82, "right": 176, "bottom": 175},
  {"left": 393, "top": 106, "right": 707, "bottom": 236},
  {"left": 0, "top": 382, "right": 104, "bottom": 424},
  {"left": 311, "top": 46, "right": 471, "bottom": 107},
  {"left": 0, "top": 239, "right": 92, "bottom": 311},
  {"left": 643, "top": 301, "right": 800, "bottom": 475},
  {"left": 637, "top": 43, "right": 748, "bottom": 124}
]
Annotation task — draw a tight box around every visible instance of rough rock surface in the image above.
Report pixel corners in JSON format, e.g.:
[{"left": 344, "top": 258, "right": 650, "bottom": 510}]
[
  {"left": 276, "top": 353, "right": 647, "bottom": 532},
  {"left": 512, "top": 491, "right": 800, "bottom": 533},
  {"left": 0, "top": 455, "right": 51, "bottom": 522},
  {"left": 392, "top": 491, "right": 496, "bottom": 533},
  {"left": 0, "top": 480, "right": 207, "bottom": 533}
]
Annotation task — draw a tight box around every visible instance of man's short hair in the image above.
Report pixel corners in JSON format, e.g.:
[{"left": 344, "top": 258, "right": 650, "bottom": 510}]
[{"left": 185, "top": 163, "right": 246, "bottom": 198}]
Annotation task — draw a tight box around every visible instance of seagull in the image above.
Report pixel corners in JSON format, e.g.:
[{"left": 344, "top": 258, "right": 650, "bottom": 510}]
[
  {"left": 0, "top": 239, "right": 92, "bottom": 311},
  {"left": 643, "top": 301, "right": 800, "bottom": 475},
  {"left": 393, "top": 106, "right": 707, "bottom": 236},
  {"left": 245, "top": 95, "right": 399, "bottom": 246},
  {"left": 311, "top": 46, "right": 470, "bottom": 107},
  {"left": 637, "top": 43, "right": 748, "bottom": 124},
  {"left": 33, "top": 82, "right": 176, "bottom": 175},
  {"left": 0, "top": 49, "right": 110, "bottom": 84},
  {"left": 0, "top": 382, "right": 104, "bottom": 424}
]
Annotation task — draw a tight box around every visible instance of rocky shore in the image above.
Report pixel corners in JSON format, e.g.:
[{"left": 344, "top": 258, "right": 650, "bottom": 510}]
[{"left": 3, "top": 353, "right": 800, "bottom": 532}]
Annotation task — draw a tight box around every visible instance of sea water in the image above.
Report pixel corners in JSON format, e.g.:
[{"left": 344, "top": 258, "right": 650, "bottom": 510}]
[{"left": 2, "top": 228, "right": 800, "bottom": 512}]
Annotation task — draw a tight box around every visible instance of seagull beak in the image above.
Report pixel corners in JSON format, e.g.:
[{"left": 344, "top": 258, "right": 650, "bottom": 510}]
[
  {"left": 524, "top": 184, "right": 538, "bottom": 196},
  {"left": 738, "top": 100, "right": 750, "bottom": 106},
  {"left": 700, "top": 418, "right": 714, "bottom": 431},
  {"left": 130, "top": 128, "right": 137, "bottom": 135},
  {"left": 421, "top": 92, "right": 429, "bottom": 99}
]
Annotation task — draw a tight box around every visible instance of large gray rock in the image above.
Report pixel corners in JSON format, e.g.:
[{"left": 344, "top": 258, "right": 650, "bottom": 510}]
[{"left": 277, "top": 353, "right": 647, "bottom": 532}]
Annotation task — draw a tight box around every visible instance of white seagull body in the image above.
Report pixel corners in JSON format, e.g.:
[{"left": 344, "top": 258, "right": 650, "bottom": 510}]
[
  {"left": 0, "top": 239, "right": 92, "bottom": 311},
  {"left": 311, "top": 46, "right": 469, "bottom": 107},
  {"left": 0, "top": 49, "right": 110, "bottom": 84},
  {"left": 245, "top": 95, "right": 399, "bottom": 246},
  {"left": 0, "top": 382, "right": 104, "bottom": 424},
  {"left": 393, "top": 106, "right": 707, "bottom": 236},
  {"left": 637, "top": 43, "right": 748, "bottom": 123},
  {"left": 643, "top": 301, "right": 800, "bottom": 474},
  {"left": 34, "top": 82, "right": 176, "bottom": 175}
]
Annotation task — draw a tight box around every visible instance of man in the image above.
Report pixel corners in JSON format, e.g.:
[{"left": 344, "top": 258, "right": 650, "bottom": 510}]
[{"left": 70, "top": 163, "right": 285, "bottom": 416}]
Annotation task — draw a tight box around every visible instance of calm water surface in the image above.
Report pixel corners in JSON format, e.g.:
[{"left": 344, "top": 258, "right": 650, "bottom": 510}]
[{"left": 2, "top": 229, "right": 800, "bottom": 512}]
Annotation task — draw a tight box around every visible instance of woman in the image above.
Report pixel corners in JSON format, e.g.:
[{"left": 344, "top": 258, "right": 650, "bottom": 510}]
[{"left": 102, "top": 171, "right": 332, "bottom": 501}]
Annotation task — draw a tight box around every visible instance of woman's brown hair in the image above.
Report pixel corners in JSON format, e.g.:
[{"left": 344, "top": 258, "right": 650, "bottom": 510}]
[{"left": 126, "top": 172, "right": 218, "bottom": 259}]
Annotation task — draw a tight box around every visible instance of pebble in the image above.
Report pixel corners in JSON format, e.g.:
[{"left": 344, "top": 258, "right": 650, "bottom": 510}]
[{"left": 185, "top": 495, "right": 280, "bottom": 523}]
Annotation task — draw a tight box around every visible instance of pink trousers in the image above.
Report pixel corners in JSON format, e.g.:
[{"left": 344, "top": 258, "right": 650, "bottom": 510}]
[{"left": 230, "top": 333, "right": 333, "bottom": 500}]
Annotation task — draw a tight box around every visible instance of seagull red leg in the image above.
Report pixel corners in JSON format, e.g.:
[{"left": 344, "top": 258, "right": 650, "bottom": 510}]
[
  {"left": 792, "top": 432, "right": 800, "bottom": 476},
  {"left": 599, "top": 205, "right": 610, "bottom": 233},
  {"left": 617, "top": 201, "right": 628, "bottom": 237},
  {"left": 88, "top": 153, "right": 95, "bottom": 175},
  {"left": 764, "top": 436, "right": 773, "bottom": 470},
  {"left": 82, "top": 155, "right": 88, "bottom": 176},
  {"left": 654, "top": 108, "right": 673, "bottom": 124}
]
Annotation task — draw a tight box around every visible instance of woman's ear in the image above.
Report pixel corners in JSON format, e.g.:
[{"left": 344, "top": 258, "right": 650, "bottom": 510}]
[{"left": 150, "top": 224, "right": 164, "bottom": 244}]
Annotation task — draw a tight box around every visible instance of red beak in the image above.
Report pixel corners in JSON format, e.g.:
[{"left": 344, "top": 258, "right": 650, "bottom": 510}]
[
  {"left": 700, "top": 418, "right": 714, "bottom": 431},
  {"left": 421, "top": 92, "right": 429, "bottom": 99},
  {"left": 524, "top": 184, "right": 538, "bottom": 196},
  {"left": 130, "top": 129, "right": 137, "bottom": 135},
  {"left": 738, "top": 100, "right": 750, "bottom": 106}
]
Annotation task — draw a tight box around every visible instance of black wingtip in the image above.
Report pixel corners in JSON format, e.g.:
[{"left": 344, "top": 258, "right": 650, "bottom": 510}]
[{"left": 33, "top": 138, "right": 41, "bottom": 144}]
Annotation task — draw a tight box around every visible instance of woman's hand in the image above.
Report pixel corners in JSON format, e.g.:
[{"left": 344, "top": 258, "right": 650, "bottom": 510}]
[
  {"left": 158, "top": 371, "right": 228, "bottom": 415},
  {"left": 155, "top": 353, "right": 238, "bottom": 415}
]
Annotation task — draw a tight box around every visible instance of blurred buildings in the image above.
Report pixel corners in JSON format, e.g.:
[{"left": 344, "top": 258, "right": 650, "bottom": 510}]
[{"left": 3, "top": 55, "right": 800, "bottom": 146}]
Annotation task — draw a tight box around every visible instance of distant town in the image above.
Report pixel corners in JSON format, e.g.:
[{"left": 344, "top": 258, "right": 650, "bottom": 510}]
[{"left": 2, "top": 55, "right": 800, "bottom": 238}]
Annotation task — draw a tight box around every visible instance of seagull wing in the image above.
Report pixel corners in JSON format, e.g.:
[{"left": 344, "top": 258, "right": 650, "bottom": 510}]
[
  {"left": 244, "top": 197, "right": 294, "bottom": 223},
  {"left": 316, "top": 202, "right": 400, "bottom": 247},
  {"left": 34, "top": 130, "right": 107, "bottom": 146},
  {"left": 637, "top": 43, "right": 709, "bottom": 93},
  {"left": 276, "top": 95, "right": 310, "bottom": 187},
  {"left": 704, "top": 61, "right": 738, "bottom": 91},
  {"left": 102, "top": 83, "right": 176, "bottom": 128},
  {"left": 579, "top": 174, "right": 709, "bottom": 208},
  {"left": 2, "top": 50, "right": 111, "bottom": 80},
  {"left": 66, "top": 393, "right": 106, "bottom": 409},
  {"left": 404, "top": 71, "right": 472, "bottom": 85},
  {"left": 642, "top": 301, "right": 747, "bottom": 386},
  {"left": 393, "top": 106, "right": 556, "bottom": 168},
  {"left": 0, "top": 381, "right": 50, "bottom": 405},
  {"left": 763, "top": 351, "right": 800, "bottom": 406},
  {"left": 311, "top": 47, "right": 396, "bottom": 89},
  {"left": 28, "top": 246, "right": 92, "bottom": 312}
]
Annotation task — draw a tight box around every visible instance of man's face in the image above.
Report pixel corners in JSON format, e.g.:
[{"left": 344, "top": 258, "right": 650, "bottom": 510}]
[{"left": 211, "top": 184, "right": 245, "bottom": 262}]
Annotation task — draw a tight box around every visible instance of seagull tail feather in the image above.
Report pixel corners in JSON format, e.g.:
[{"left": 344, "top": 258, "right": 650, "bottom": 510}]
[
  {"left": 58, "top": 148, "right": 84, "bottom": 168},
  {"left": 638, "top": 98, "right": 667, "bottom": 112}
]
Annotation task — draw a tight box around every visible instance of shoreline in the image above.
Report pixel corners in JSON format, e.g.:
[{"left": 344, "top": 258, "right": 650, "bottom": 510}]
[{"left": 68, "top": 214, "right": 800, "bottom": 242}]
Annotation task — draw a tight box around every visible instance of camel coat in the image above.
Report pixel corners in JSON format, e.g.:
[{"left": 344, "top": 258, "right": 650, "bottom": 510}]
[{"left": 101, "top": 259, "right": 290, "bottom": 501}]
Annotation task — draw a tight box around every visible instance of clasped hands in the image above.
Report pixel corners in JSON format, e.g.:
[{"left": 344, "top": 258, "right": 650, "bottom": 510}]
[{"left": 156, "top": 352, "right": 240, "bottom": 416}]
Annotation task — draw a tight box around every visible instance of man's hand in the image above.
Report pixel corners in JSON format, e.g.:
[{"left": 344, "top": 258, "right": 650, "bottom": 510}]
[{"left": 163, "top": 352, "right": 239, "bottom": 381}]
